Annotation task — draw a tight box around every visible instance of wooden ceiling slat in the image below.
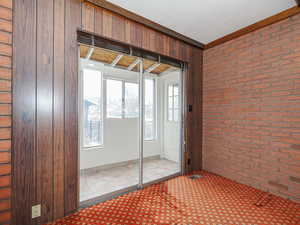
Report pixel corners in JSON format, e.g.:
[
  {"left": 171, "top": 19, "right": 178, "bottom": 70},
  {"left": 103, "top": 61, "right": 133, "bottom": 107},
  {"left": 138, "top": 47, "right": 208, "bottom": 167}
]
[{"left": 79, "top": 44, "right": 178, "bottom": 75}]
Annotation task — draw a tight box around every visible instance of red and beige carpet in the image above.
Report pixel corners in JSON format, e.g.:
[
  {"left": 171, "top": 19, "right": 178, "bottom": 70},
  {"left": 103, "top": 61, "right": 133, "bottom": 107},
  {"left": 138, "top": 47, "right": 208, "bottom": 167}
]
[{"left": 47, "top": 171, "right": 300, "bottom": 225}]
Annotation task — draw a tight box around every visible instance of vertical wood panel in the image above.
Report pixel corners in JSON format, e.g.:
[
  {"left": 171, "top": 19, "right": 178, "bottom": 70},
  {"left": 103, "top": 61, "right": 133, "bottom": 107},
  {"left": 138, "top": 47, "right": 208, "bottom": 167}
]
[
  {"left": 112, "top": 14, "right": 125, "bottom": 43},
  {"left": 155, "top": 31, "right": 164, "bottom": 55},
  {"left": 94, "top": 6, "right": 103, "bottom": 36},
  {"left": 191, "top": 48, "right": 202, "bottom": 171},
  {"left": 130, "top": 22, "right": 142, "bottom": 48},
  {"left": 102, "top": 9, "right": 112, "bottom": 38},
  {"left": 64, "top": 0, "right": 80, "bottom": 215},
  {"left": 36, "top": 0, "right": 54, "bottom": 222},
  {"left": 53, "top": 0, "right": 65, "bottom": 220},
  {"left": 124, "top": 19, "right": 131, "bottom": 44},
  {"left": 12, "top": 1, "right": 203, "bottom": 223},
  {"left": 142, "top": 27, "right": 150, "bottom": 51},
  {"left": 169, "top": 38, "right": 179, "bottom": 59},
  {"left": 82, "top": 2, "right": 95, "bottom": 33},
  {"left": 12, "top": 0, "right": 37, "bottom": 224}
]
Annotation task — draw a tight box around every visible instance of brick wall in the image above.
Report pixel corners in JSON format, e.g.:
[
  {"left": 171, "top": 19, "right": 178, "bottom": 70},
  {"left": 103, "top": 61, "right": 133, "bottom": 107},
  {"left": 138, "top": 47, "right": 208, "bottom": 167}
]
[
  {"left": 203, "top": 13, "right": 300, "bottom": 203},
  {"left": 0, "top": 0, "right": 12, "bottom": 223}
]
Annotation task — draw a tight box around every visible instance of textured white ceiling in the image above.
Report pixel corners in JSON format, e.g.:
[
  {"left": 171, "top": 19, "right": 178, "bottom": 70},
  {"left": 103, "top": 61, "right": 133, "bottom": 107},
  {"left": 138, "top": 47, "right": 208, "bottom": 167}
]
[{"left": 107, "top": 0, "right": 297, "bottom": 44}]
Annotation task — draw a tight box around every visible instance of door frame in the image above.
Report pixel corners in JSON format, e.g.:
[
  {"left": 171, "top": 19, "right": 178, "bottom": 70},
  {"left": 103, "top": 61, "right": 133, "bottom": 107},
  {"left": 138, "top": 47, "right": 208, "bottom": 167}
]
[{"left": 77, "top": 40, "right": 188, "bottom": 208}]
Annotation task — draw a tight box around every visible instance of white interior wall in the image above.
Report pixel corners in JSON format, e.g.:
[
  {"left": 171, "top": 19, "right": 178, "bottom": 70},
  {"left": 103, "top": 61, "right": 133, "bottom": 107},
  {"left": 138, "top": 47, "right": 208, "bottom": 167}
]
[
  {"left": 161, "top": 71, "right": 181, "bottom": 163},
  {"left": 80, "top": 61, "right": 181, "bottom": 170}
]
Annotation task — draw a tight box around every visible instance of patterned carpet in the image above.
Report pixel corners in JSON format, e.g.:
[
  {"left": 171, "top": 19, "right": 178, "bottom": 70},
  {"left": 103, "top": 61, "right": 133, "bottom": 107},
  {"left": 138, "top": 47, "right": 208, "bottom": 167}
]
[{"left": 47, "top": 171, "right": 300, "bottom": 225}]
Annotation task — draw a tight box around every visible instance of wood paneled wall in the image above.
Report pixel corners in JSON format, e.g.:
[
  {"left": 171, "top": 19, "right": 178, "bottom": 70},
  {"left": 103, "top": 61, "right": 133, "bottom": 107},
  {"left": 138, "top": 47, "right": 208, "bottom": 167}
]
[
  {"left": 0, "top": 0, "right": 12, "bottom": 224},
  {"left": 12, "top": 0, "right": 203, "bottom": 224}
]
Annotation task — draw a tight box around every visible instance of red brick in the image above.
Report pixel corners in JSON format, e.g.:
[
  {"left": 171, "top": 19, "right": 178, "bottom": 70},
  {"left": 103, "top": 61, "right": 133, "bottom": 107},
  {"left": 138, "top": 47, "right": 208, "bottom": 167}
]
[
  {"left": 0, "top": 44, "right": 11, "bottom": 56},
  {"left": 0, "top": 188, "right": 10, "bottom": 199},
  {"left": 0, "top": 152, "right": 9, "bottom": 163},
  {"left": 0, "top": 105, "right": 10, "bottom": 116},
  {"left": 0, "top": 211, "right": 10, "bottom": 223},
  {"left": 0, "top": 176, "right": 10, "bottom": 187},
  {"left": 0, "top": 199, "right": 10, "bottom": 211},
  {"left": 0, "top": 1, "right": 12, "bottom": 9},
  {"left": 0, "top": 128, "right": 10, "bottom": 140},
  {"left": 0, "top": 117, "right": 10, "bottom": 127},
  {"left": 203, "top": 13, "right": 300, "bottom": 203},
  {"left": 0, "top": 68, "right": 11, "bottom": 80},
  {"left": 0, "top": 93, "right": 11, "bottom": 103},
  {"left": 0, "top": 7, "right": 11, "bottom": 21},
  {"left": 0, "top": 55, "right": 10, "bottom": 68},
  {"left": 0, "top": 20, "right": 11, "bottom": 33},
  {"left": 0, "top": 165, "right": 10, "bottom": 175},
  {"left": 0, "top": 140, "right": 10, "bottom": 151},
  {"left": 0, "top": 31, "right": 11, "bottom": 44}
]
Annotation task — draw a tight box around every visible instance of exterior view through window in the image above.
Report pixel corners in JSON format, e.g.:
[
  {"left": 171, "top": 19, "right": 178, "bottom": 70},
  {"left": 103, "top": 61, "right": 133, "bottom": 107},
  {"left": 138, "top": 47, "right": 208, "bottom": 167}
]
[{"left": 83, "top": 68, "right": 103, "bottom": 147}]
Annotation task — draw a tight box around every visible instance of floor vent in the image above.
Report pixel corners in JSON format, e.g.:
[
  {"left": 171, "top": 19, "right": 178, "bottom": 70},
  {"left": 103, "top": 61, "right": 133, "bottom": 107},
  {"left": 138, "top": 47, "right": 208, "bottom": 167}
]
[{"left": 189, "top": 174, "right": 203, "bottom": 179}]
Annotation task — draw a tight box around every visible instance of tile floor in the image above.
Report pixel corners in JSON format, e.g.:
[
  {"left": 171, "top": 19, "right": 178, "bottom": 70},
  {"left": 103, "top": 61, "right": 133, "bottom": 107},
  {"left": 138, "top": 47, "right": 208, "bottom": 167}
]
[{"left": 80, "top": 158, "right": 179, "bottom": 202}]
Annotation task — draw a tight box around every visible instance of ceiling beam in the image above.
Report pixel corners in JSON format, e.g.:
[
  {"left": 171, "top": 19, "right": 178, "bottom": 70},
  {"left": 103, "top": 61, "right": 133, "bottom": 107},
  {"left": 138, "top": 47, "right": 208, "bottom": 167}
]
[
  {"left": 85, "top": 0, "right": 204, "bottom": 49},
  {"left": 145, "top": 63, "right": 160, "bottom": 73},
  {"left": 110, "top": 54, "right": 123, "bottom": 67},
  {"left": 85, "top": 47, "right": 94, "bottom": 60},
  {"left": 205, "top": 6, "right": 300, "bottom": 49},
  {"left": 127, "top": 59, "right": 141, "bottom": 71}
]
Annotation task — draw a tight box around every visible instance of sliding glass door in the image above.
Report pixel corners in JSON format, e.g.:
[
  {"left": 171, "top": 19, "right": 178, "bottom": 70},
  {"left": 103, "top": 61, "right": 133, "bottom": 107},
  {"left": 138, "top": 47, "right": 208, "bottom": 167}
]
[
  {"left": 79, "top": 45, "right": 183, "bottom": 203},
  {"left": 142, "top": 64, "right": 182, "bottom": 184}
]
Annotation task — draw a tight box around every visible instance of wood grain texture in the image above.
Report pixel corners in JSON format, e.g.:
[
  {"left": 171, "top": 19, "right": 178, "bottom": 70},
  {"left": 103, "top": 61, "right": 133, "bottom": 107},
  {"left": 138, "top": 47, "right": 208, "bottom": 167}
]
[
  {"left": 11, "top": 0, "right": 203, "bottom": 224},
  {"left": 190, "top": 48, "right": 203, "bottom": 171},
  {"left": 206, "top": 6, "right": 300, "bottom": 49},
  {"left": 85, "top": 0, "right": 204, "bottom": 49},
  {"left": 12, "top": 0, "right": 37, "bottom": 224},
  {"left": 53, "top": 0, "right": 65, "bottom": 219},
  {"left": 36, "top": 0, "right": 54, "bottom": 223},
  {"left": 64, "top": 0, "right": 81, "bottom": 216}
]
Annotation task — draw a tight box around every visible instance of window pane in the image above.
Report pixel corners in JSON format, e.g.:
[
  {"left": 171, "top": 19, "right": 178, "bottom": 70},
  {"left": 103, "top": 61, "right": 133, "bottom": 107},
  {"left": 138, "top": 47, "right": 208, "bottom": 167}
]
[
  {"left": 125, "top": 82, "right": 139, "bottom": 118},
  {"left": 174, "top": 108, "right": 179, "bottom": 122},
  {"left": 173, "top": 85, "right": 179, "bottom": 96},
  {"left": 144, "top": 78, "right": 155, "bottom": 140},
  {"left": 168, "top": 85, "right": 173, "bottom": 97},
  {"left": 145, "top": 79, "right": 154, "bottom": 121},
  {"left": 83, "top": 69, "right": 102, "bottom": 147},
  {"left": 144, "top": 121, "right": 154, "bottom": 140},
  {"left": 168, "top": 109, "right": 173, "bottom": 121},
  {"left": 106, "top": 79, "right": 122, "bottom": 118},
  {"left": 174, "top": 95, "right": 179, "bottom": 109}
]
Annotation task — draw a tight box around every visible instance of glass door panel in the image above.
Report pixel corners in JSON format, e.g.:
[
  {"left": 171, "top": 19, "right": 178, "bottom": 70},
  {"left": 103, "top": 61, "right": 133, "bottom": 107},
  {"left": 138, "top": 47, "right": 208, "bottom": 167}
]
[
  {"left": 79, "top": 45, "right": 142, "bottom": 202},
  {"left": 142, "top": 63, "right": 182, "bottom": 184}
]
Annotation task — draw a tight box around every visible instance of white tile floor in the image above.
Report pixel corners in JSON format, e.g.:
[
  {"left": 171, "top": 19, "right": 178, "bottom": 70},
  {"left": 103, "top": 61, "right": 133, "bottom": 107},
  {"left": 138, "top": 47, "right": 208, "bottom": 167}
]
[{"left": 80, "top": 158, "right": 180, "bottom": 202}]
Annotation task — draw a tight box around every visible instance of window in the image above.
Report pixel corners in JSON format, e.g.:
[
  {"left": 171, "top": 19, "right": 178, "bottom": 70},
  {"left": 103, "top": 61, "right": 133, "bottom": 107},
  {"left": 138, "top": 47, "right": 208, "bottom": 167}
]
[
  {"left": 168, "top": 84, "right": 179, "bottom": 122},
  {"left": 106, "top": 79, "right": 123, "bottom": 118},
  {"left": 106, "top": 78, "right": 156, "bottom": 140},
  {"left": 144, "top": 78, "right": 156, "bottom": 140},
  {"left": 106, "top": 79, "right": 139, "bottom": 119},
  {"left": 83, "top": 69, "right": 103, "bottom": 148},
  {"left": 125, "top": 82, "right": 139, "bottom": 118}
]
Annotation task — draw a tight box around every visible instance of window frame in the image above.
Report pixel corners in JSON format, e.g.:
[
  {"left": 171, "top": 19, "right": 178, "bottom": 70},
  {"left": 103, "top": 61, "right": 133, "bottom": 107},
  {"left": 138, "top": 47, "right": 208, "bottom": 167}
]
[
  {"left": 105, "top": 76, "right": 157, "bottom": 141},
  {"left": 105, "top": 78, "right": 139, "bottom": 119},
  {"left": 144, "top": 76, "right": 157, "bottom": 141},
  {"left": 80, "top": 61, "right": 104, "bottom": 150},
  {"left": 167, "top": 83, "right": 179, "bottom": 123}
]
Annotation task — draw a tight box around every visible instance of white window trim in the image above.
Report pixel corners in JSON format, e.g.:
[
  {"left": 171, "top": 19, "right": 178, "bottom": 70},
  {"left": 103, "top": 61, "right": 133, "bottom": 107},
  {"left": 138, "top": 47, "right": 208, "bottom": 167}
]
[
  {"left": 167, "top": 82, "right": 179, "bottom": 123},
  {"left": 144, "top": 76, "right": 157, "bottom": 141}
]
